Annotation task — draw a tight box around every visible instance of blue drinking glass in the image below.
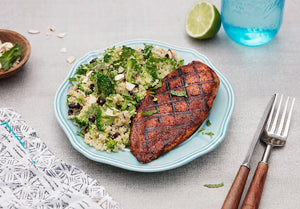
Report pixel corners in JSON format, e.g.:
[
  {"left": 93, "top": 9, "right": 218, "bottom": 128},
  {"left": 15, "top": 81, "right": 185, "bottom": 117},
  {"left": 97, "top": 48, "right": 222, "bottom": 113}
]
[{"left": 221, "top": 0, "right": 285, "bottom": 47}]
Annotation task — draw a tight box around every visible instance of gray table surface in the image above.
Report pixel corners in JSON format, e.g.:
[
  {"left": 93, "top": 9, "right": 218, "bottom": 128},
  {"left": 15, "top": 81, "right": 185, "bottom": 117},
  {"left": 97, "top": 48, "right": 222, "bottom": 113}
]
[{"left": 1, "top": 0, "right": 300, "bottom": 208}]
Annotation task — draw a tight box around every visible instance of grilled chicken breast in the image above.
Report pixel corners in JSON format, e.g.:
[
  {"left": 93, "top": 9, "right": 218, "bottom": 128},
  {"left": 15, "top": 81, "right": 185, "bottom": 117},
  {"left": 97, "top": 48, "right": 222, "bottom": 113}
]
[{"left": 129, "top": 61, "right": 220, "bottom": 163}]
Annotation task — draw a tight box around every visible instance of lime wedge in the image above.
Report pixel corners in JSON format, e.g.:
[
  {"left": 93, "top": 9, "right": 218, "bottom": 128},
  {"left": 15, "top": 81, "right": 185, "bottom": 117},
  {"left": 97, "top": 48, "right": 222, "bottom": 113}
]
[{"left": 185, "top": 0, "right": 221, "bottom": 39}]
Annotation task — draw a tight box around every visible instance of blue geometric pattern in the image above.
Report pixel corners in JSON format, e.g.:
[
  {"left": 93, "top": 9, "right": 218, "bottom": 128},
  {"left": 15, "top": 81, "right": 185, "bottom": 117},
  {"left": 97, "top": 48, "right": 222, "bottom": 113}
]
[{"left": 0, "top": 108, "right": 122, "bottom": 209}]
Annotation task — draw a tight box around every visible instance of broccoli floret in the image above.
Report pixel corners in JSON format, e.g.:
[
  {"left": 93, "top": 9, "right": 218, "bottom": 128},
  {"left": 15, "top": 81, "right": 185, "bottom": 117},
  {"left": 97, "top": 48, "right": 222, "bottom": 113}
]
[
  {"left": 95, "top": 106, "right": 103, "bottom": 131},
  {"left": 95, "top": 72, "right": 115, "bottom": 97},
  {"left": 103, "top": 54, "right": 111, "bottom": 63},
  {"left": 75, "top": 116, "right": 87, "bottom": 127},
  {"left": 75, "top": 65, "right": 88, "bottom": 75},
  {"left": 143, "top": 44, "right": 153, "bottom": 59},
  {"left": 145, "top": 65, "right": 158, "bottom": 82},
  {"left": 125, "top": 58, "right": 138, "bottom": 83},
  {"left": 120, "top": 46, "right": 136, "bottom": 59},
  {"left": 95, "top": 106, "right": 115, "bottom": 131},
  {"left": 74, "top": 104, "right": 93, "bottom": 127},
  {"left": 106, "top": 138, "right": 117, "bottom": 149}
]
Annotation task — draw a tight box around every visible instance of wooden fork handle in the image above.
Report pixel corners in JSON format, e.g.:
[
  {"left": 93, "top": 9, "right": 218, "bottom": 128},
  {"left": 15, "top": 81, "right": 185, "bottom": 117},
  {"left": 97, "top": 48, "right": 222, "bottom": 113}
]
[
  {"left": 241, "top": 162, "right": 269, "bottom": 209},
  {"left": 222, "top": 165, "right": 250, "bottom": 209}
]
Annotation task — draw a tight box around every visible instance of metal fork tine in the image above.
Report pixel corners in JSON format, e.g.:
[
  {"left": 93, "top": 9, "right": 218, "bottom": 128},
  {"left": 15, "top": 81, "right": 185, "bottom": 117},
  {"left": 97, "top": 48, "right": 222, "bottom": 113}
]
[
  {"left": 266, "top": 94, "right": 278, "bottom": 131},
  {"left": 276, "top": 96, "right": 289, "bottom": 135},
  {"left": 270, "top": 94, "right": 283, "bottom": 133},
  {"left": 282, "top": 97, "right": 295, "bottom": 137}
]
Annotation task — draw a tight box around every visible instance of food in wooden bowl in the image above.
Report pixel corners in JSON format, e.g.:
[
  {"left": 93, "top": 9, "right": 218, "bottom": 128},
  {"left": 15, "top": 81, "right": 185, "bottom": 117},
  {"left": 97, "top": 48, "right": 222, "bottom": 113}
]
[{"left": 0, "top": 29, "right": 31, "bottom": 79}]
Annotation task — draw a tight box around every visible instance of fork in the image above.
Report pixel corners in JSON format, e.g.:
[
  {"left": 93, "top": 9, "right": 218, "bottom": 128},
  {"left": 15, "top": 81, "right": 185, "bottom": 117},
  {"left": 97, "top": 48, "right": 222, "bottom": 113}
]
[{"left": 241, "top": 94, "right": 295, "bottom": 209}]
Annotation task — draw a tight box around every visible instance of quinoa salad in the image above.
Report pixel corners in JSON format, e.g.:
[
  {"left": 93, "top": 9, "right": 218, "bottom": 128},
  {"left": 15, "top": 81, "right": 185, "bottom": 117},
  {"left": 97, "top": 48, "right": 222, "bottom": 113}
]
[{"left": 67, "top": 44, "right": 184, "bottom": 152}]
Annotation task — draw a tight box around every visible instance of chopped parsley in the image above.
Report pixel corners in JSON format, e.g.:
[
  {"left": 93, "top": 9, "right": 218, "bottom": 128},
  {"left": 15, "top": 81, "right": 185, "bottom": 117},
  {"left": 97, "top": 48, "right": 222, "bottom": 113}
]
[
  {"left": 141, "top": 109, "right": 158, "bottom": 116},
  {"left": 205, "top": 132, "right": 215, "bottom": 138},
  {"left": 198, "top": 128, "right": 205, "bottom": 133},
  {"left": 181, "top": 116, "right": 186, "bottom": 119},
  {"left": 198, "top": 127, "right": 214, "bottom": 138},
  {"left": 170, "top": 90, "right": 187, "bottom": 98},
  {"left": 68, "top": 77, "right": 77, "bottom": 86},
  {"left": 206, "top": 120, "right": 212, "bottom": 127},
  {"left": 204, "top": 182, "right": 224, "bottom": 188}
]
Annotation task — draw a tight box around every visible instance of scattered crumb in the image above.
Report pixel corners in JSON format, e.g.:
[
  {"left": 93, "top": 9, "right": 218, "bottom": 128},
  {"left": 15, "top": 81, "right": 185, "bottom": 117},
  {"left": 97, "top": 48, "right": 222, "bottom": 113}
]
[
  {"left": 66, "top": 56, "right": 76, "bottom": 64},
  {"left": 60, "top": 48, "right": 67, "bottom": 53},
  {"left": 46, "top": 32, "right": 52, "bottom": 39},
  {"left": 28, "top": 30, "right": 40, "bottom": 34},
  {"left": 48, "top": 27, "right": 55, "bottom": 32},
  {"left": 57, "top": 32, "right": 67, "bottom": 38}
]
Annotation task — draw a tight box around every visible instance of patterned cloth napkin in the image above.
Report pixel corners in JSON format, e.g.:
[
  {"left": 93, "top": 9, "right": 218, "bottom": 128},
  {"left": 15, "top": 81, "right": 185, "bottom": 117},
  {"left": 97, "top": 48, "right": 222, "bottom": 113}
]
[{"left": 0, "top": 108, "right": 122, "bottom": 209}]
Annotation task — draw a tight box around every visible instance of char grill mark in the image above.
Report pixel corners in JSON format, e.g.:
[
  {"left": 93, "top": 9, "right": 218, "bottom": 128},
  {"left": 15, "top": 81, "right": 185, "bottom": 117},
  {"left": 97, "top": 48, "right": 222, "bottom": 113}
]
[{"left": 129, "top": 61, "right": 220, "bottom": 163}]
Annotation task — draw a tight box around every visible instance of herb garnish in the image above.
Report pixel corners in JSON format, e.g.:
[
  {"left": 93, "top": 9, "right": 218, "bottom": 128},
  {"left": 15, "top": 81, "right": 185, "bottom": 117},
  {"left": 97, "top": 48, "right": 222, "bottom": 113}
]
[
  {"left": 205, "top": 132, "right": 215, "bottom": 138},
  {"left": 69, "top": 77, "right": 77, "bottom": 86},
  {"left": 198, "top": 128, "right": 205, "bottom": 133},
  {"left": 141, "top": 109, "right": 158, "bottom": 116},
  {"left": 0, "top": 43, "right": 23, "bottom": 71},
  {"left": 206, "top": 120, "right": 211, "bottom": 127},
  {"left": 204, "top": 182, "right": 224, "bottom": 188},
  {"left": 170, "top": 90, "right": 187, "bottom": 98}
]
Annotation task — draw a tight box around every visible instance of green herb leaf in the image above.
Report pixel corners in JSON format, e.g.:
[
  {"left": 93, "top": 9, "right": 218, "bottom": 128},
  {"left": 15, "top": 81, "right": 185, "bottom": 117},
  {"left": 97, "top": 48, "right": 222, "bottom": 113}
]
[
  {"left": 149, "top": 91, "right": 156, "bottom": 97},
  {"left": 170, "top": 90, "right": 187, "bottom": 98},
  {"left": 141, "top": 109, "right": 158, "bottom": 116},
  {"left": 106, "top": 138, "right": 117, "bottom": 149},
  {"left": 206, "top": 120, "right": 211, "bottom": 127},
  {"left": 198, "top": 128, "right": 205, "bottom": 133},
  {"left": 95, "top": 72, "right": 115, "bottom": 97},
  {"left": 0, "top": 43, "right": 23, "bottom": 71},
  {"left": 185, "top": 83, "right": 189, "bottom": 87},
  {"left": 181, "top": 116, "right": 186, "bottom": 119},
  {"left": 151, "top": 80, "right": 162, "bottom": 90},
  {"left": 205, "top": 132, "right": 214, "bottom": 138},
  {"left": 204, "top": 182, "right": 224, "bottom": 188},
  {"left": 69, "top": 77, "right": 77, "bottom": 86}
]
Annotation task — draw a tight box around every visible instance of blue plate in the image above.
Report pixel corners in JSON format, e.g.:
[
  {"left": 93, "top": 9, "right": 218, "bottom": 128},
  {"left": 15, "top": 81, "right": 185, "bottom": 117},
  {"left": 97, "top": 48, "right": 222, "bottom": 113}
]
[{"left": 54, "top": 39, "right": 235, "bottom": 172}]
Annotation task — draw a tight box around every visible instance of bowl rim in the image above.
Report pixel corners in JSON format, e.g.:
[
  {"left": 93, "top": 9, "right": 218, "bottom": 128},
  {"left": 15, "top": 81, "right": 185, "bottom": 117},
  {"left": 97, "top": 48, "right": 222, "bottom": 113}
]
[{"left": 0, "top": 29, "right": 31, "bottom": 78}]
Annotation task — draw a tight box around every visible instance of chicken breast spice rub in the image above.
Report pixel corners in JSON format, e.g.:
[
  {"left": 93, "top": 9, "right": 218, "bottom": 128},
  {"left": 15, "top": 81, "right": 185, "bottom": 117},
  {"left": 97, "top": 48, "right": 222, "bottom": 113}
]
[{"left": 129, "top": 61, "right": 220, "bottom": 163}]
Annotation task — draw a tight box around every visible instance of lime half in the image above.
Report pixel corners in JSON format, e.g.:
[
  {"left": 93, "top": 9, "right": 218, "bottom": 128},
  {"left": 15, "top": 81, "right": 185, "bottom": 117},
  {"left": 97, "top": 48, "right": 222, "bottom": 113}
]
[{"left": 185, "top": 0, "right": 221, "bottom": 39}]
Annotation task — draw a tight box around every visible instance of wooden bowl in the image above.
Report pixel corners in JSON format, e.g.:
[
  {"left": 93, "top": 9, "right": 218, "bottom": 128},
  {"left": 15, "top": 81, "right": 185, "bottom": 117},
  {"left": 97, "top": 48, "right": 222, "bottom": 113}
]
[{"left": 0, "top": 29, "right": 31, "bottom": 79}]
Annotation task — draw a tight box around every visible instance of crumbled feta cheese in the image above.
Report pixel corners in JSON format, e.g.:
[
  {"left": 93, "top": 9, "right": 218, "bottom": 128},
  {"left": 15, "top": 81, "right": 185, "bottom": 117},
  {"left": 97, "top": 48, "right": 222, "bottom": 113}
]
[
  {"left": 105, "top": 108, "right": 117, "bottom": 117},
  {"left": 118, "top": 66, "right": 125, "bottom": 73},
  {"left": 125, "top": 82, "right": 136, "bottom": 91},
  {"left": 115, "top": 74, "right": 124, "bottom": 81}
]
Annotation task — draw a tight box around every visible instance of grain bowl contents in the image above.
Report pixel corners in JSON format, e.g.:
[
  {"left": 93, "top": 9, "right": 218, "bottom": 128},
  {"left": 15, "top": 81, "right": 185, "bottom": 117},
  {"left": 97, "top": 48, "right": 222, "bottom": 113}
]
[
  {"left": 67, "top": 44, "right": 184, "bottom": 152},
  {"left": 0, "top": 40, "right": 23, "bottom": 71}
]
